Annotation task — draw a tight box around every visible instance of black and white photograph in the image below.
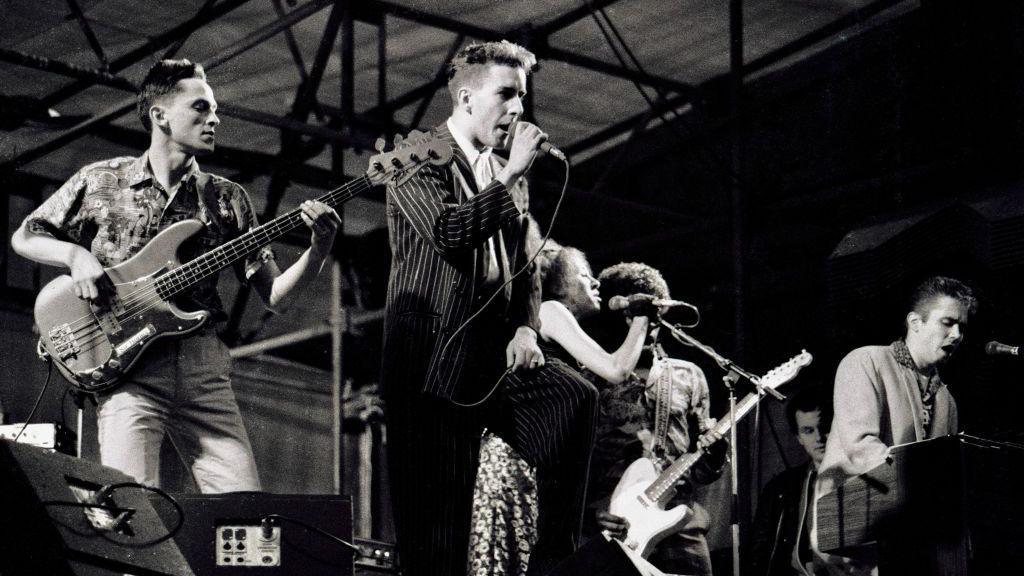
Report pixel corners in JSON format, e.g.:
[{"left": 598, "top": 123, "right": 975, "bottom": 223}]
[{"left": 1, "top": 1, "right": 1023, "bottom": 575}]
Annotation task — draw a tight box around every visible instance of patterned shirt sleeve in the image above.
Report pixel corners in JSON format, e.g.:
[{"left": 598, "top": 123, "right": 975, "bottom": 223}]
[
  {"left": 226, "top": 181, "right": 278, "bottom": 282},
  {"left": 687, "top": 362, "right": 713, "bottom": 432},
  {"left": 24, "top": 166, "right": 90, "bottom": 244}
]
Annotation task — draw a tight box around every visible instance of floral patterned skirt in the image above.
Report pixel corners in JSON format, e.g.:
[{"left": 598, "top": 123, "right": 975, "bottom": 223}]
[{"left": 468, "top": 432, "right": 538, "bottom": 576}]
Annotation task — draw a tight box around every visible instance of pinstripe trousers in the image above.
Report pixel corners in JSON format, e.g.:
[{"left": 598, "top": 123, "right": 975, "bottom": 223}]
[{"left": 383, "top": 313, "right": 598, "bottom": 576}]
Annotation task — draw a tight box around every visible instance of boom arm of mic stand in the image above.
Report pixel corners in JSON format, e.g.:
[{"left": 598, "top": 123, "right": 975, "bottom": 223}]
[{"left": 657, "top": 319, "right": 785, "bottom": 401}]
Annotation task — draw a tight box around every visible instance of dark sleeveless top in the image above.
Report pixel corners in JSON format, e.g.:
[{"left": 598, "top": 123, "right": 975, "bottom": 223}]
[{"left": 538, "top": 337, "right": 578, "bottom": 369}]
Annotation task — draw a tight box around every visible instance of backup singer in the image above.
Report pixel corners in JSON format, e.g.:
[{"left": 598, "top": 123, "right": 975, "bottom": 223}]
[
  {"left": 380, "top": 41, "right": 597, "bottom": 576},
  {"left": 815, "top": 275, "right": 977, "bottom": 574},
  {"left": 469, "top": 239, "right": 652, "bottom": 575},
  {"left": 11, "top": 59, "right": 340, "bottom": 491}
]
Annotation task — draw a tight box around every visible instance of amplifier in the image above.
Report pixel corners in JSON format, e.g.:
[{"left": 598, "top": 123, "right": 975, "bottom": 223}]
[
  {"left": 353, "top": 537, "right": 399, "bottom": 574},
  {"left": 0, "top": 422, "right": 76, "bottom": 454},
  {"left": 150, "top": 492, "right": 354, "bottom": 576}
]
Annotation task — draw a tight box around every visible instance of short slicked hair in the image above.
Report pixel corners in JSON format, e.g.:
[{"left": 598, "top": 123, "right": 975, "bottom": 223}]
[
  {"left": 909, "top": 276, "right": 978, "bottom": 321},
  {"left": 137, "top": 59, "right": 207, "bottom": 131},
  {"left": 785, "top": 387, "right": 832, "bottom": 433},
  {"left": 446, "top": 40, "right": 537, "bottom": 103}
]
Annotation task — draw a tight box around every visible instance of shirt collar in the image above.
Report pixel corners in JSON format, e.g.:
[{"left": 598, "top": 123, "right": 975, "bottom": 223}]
[
  {"left": 446, "top": 117, "right": 491, "bottom": 167},
  {"left": 891, "top": 339, "right": 917, "bottom": 371},
  {"left": 128, "top": 151, "right": 201, "bottom": 190}
]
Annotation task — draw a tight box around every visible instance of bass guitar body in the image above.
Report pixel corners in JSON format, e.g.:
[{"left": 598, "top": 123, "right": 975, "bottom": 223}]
[
  {"left": 608, "top": 457, "right": 691, "bottom": 559},
  {"left": 35, "top": 220, "right": 210, "bottom": 393}
]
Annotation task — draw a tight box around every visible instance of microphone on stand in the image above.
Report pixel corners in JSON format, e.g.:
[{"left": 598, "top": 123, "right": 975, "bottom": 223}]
[
  {"left": 985, "top": 341, "right": 1020, "bottom": 356},
  {"left": 608, "top": 294, "right": 697, "bottom": 312}
]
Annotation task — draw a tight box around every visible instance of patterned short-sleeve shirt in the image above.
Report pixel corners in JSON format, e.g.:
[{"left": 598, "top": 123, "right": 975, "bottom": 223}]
[{"left": 24, "top": 153, "right": 276, "bottom": 320}]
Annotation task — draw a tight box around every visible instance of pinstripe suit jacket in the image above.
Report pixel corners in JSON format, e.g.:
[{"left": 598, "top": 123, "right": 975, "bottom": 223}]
[{"left": 383, "top": 122, "right": 541, "bottom": 400}]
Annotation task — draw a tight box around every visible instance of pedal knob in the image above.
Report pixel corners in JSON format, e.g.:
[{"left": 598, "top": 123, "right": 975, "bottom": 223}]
[
  {"left": 108, "top": 359, "right": 121, "bottom": 369},
  {"left": 91, "top": 371, "right": 103, "bottom": 381}
]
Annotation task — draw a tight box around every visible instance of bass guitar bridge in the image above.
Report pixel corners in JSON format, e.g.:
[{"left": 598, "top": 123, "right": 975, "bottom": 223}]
[{"left": 48, "top": 324, "right": 80, "bottom": 361}]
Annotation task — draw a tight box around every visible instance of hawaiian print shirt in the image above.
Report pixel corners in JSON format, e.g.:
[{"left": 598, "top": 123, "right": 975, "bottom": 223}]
[{"left": 24, "top": 153, "right": 276, "bottom": 320}]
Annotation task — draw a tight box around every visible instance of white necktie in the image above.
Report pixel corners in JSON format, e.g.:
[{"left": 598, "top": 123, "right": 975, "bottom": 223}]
[{"left": 472, "top": 152, "right": 500, "bottom": 285}]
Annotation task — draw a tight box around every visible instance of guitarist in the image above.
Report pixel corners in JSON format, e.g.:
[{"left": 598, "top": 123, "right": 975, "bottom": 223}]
[
  {"left": 10, "top": 59, "right": 340, "bottom": 492},
  {"left": 588, "top": 262, "right": 727, "bottom": 576}
]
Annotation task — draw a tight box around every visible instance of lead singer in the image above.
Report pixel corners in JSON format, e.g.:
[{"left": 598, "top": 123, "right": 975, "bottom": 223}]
[{"left": 380, "top": 41, "right": 598, "bottom": 576}]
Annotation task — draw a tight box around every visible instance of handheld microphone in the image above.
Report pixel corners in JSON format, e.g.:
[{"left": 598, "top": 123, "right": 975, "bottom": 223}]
[
  {"left": 509, "top": 120, "right": 566, "bottom": 161},
  {"left": 608, "top": 294, "right": 697, "bottom": 312},
  {"left": 985, "top": 341, "right": 1020, "bottom": 356}
]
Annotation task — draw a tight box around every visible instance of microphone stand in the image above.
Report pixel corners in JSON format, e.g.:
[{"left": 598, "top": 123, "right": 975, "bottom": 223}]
[{"left": 657, "top": 318, "right": 784, "bottom": 576}]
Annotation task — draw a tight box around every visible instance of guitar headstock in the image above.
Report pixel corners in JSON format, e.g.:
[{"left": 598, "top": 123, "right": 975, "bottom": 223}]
[
  {"left": 757, "top": 349, "right": 813, "bottom": 392},
  {"left": 366, "top": 129, "right": 453, "bottom": 187}
]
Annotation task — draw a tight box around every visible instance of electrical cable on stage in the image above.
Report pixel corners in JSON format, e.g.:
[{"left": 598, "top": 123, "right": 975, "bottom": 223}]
[
  {"left": 40, "top": 481, "right": 184, "bottom": 547},
  {"left": 12, "top": 359, "right": 53, "bottom": 444},
  {"left": 260, "top": 513, "right": 361, "bottom": 554}
]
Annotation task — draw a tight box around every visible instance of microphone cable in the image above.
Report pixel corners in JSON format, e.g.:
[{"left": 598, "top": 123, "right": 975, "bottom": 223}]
[
  {"left": 445, "top": 155, "right": 571, "bottom": 408},
  {"left": 11, "top": 360, "right": 53, "bottom": 444}
]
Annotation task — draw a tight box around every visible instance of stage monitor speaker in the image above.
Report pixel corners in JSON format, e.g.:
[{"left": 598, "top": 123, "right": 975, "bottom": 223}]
[
  {"left": 149, "top": 492, "right": 354, "bottom": 576},
  {"left": 0, "top": 439, "right": 194, "bottom": 576}
]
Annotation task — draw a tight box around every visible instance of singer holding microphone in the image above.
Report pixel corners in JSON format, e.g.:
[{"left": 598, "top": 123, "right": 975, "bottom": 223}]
[
  {"left": 814, "top": 276, "right": 977, "bottom": 575},
  {"left": 586, "top": 262, "right": 727, "bottom": 575},
  {"left": 380, "top": 40, "right": 597, "bottom": 576}
]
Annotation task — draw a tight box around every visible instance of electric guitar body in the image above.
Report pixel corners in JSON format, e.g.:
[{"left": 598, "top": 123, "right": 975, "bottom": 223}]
[
  {"left": 608, "top": 456, "right": 690, "bottom": 559},
  {"left": 35, "top": 220, "right": 211, "bottom": 392}
]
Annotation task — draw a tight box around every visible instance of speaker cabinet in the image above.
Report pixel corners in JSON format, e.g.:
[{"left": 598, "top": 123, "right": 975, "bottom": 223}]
[
  {"left": 149, "top": 492, "right": 354, "bottom": 576},
  {"left": 0, "top": 440, "right": 194, "bottom": 576}
]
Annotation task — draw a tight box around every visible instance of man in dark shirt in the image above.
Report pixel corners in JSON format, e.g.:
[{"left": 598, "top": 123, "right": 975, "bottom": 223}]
[
  {"left": 12, "top": 58, "right": 340, "bottom": 492},
  {"left": 748, "top": 388, "right": 832, "bottom": 576}
]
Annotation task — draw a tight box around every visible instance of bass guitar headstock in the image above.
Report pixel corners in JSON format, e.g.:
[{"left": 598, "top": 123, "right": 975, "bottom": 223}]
[{"left": 366, "top": 130, "right": 453, "bottom": 187}]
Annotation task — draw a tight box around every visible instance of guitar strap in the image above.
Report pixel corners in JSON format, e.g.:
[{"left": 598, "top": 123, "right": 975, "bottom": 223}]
[{"left": 648, "top": 343, "right": 673, "bottom": 470}]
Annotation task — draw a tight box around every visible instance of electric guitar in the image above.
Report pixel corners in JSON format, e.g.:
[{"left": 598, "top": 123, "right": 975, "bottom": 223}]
[
  {"left": 35, "top": 131, "right": 452, "bottom": 393},
  {"left": 607, "top": 350, "right": 813, "bottom": 558}
]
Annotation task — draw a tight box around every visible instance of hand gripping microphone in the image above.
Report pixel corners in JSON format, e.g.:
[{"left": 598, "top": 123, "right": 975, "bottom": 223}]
[
  {"left": 985, "top": 340, "right": 1020, "bottom": 356},
  {"left": 509, "top": 120, "right": 566, "bottom": 161}
]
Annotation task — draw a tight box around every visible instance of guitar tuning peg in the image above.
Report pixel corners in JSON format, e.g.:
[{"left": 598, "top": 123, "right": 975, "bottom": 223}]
[
  {"left": 375, "top": 137, "right": 386, "bottom": 152},
  {"left": 393, "top": 134, "right": 405, "bottom": 147}
]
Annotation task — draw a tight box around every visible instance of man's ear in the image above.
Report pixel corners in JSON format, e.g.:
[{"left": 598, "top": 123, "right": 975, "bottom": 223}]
[
  {"left": 150, "top": 105, "right": 167, "bottom": 129},
  {"left": 457, "top": 86, "right": 472, "bottom": 114},
  {"left": 907, "top": 311, "right": 922, "bottom": 332}
]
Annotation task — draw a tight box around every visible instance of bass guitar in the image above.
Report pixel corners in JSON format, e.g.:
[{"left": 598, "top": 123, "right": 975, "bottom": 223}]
[
  {"left": 608, "top": 350, "right": 813, "bottom": 558},
  {"left": 35, "top": 131, "right": 451, "bottom": 393}
]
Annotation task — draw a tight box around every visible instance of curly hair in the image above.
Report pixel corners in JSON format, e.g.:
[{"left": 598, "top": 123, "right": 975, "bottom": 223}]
[
  {"left": 541, "top": 246, "right": 588, "bottom": 307},
  {"left": 137, "top": 59, "right": 206, "bottom": 131},
  {"left": 597, "top": 262, "right": 670, "bottom": 303},
  {"left": 446, "top": 40, "right": 537, "bottom": 103}
]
